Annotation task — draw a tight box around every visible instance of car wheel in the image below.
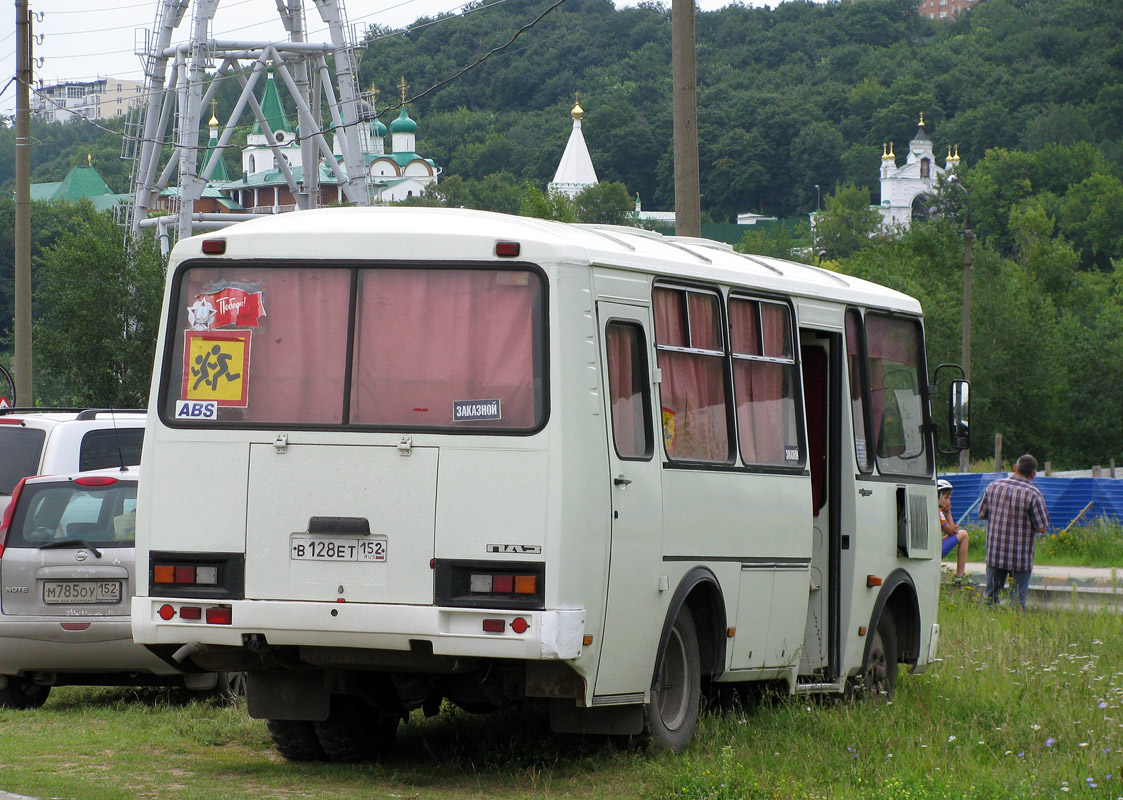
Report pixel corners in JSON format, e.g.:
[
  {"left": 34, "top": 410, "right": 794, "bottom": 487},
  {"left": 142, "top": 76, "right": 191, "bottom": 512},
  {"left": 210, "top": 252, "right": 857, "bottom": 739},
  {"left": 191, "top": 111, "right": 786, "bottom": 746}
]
[
  {"left": 188, "top": 671, "right": 248, "bottom": 703},
  {"left": 314, "top": 694, "right": 399, "bottom": 762},
  {"left": 642, "top": 609, "right": 701, "bottom": 753},
  {"left": 862, "top": 612, "right": 898, "bottom": 698},
  {"left": 266, "top": 719, "right": 327, "bottom": 762},
  {"left": 0, "top": 677, "right": 50, "bottom": 709}
]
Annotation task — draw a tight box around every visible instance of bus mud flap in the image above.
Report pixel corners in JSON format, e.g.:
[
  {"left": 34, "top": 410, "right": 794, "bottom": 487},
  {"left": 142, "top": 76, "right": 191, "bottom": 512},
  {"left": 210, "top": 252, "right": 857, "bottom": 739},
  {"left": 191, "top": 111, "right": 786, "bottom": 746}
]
[
  {"left": 246, "top": 671, "right": 330, "bottom": 721},
  {"left": 548, "top": 700, "right": 643, "bottom": 735}
]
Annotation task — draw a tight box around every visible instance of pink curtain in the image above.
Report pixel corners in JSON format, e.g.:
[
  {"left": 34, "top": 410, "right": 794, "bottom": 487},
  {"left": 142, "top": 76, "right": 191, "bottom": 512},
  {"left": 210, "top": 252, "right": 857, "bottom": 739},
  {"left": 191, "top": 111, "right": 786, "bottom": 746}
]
[
  {"left": 653, "top": 288, "right": 686, "bottom": 347},
  {"left": 728, "top": 299, "right": 759, "bottom": 355},
  {"left": 730, "top": 299, "right": 792, "bottom": 465},
  {"left": 174, "top": 267, "right": 351, "bottom": 423},
  {"left": 349, "top": 269, "right": 540, "bottom": 428},
  {"left": 688, "top": 293, "right": 721, "bottom": 351},
  {"left": 845, "top": 310, "right": 871, "bottom": 470},
  {"left": 654, "top": 287, "right": 729, "bottom": 462},
  {"left": 760, "top": 303, "right": 791, "bottom": 358},
  {"left": 606, "top": 323, "right": 648, "bottom": 458}
]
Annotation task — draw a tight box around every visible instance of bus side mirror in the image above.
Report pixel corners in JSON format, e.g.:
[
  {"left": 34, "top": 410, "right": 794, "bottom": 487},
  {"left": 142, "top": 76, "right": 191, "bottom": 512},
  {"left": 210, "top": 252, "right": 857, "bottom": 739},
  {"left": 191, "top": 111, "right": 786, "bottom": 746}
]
[{"left": 949, "top": 379, "right": 970, "bottom": 451}]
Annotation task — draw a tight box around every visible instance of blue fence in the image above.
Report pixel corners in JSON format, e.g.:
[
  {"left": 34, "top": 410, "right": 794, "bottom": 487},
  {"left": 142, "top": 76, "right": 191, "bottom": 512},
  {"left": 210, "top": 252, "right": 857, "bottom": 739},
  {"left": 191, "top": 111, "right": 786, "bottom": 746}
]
[{"left": 940, "top": 473, "right": 1123, "bottom": 531}]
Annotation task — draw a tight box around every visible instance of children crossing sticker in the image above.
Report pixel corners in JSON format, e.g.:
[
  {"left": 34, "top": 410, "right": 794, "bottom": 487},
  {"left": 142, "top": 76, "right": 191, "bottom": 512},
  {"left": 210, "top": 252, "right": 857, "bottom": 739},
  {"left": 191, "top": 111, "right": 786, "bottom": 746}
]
[{"left": 182, "top": 330, "right": 251, "bottom": 407}]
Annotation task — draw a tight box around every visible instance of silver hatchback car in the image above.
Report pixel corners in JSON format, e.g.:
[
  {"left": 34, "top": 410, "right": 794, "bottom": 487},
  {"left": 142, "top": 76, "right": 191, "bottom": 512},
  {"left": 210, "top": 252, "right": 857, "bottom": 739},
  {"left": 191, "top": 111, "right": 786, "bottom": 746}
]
[{"left": 0, "top": 466, "right": 239, "bottom": 707}]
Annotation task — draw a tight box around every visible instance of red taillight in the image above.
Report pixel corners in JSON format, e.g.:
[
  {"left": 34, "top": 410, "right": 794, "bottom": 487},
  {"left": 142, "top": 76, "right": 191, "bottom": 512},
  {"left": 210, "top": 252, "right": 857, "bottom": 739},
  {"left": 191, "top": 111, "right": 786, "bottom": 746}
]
[
  {"left": 158, "top": 604, "right": 176, "bottom": 620},
  {"left": 482, "top": 618, "right": 506, "bottom": 633},
  {"left": 0, "top": 477, "right": 30, "bottom": 559},
  {"left": 179, "top": 606, "right": 202, "bottom": 620},
  {"left": 74, "top": 476, "right": 118, "bottom": 487},
  {"left": 201, "top": 239, "right": 226, "bottom": 255},
  {"left": 510, "top": 617, "right": 529, "bottom": 634},
  {"left": 495, "top": 241, "right": 520, "bottom": 258},
  {"left": 205, "top": 606, "right": 232, "bottom": 625}
]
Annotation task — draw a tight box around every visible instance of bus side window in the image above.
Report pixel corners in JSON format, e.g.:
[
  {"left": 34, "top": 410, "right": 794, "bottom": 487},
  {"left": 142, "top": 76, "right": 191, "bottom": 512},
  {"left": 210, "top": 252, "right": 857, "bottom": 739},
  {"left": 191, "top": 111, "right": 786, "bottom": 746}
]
[
  {"left": 865, "top": 313, "right": 930, "bottom": 477},
  {"left": 605, "top": 322, "right": 654, "bottom": 460},
  {"left": 729, "top": 297, "right": 802, "bottom": 467},
  {"left": 652, "top": 286, "right": 732, "bottom": 463},
  {"left": 845, "top": 309, "right": 872, "bottom": 472}
]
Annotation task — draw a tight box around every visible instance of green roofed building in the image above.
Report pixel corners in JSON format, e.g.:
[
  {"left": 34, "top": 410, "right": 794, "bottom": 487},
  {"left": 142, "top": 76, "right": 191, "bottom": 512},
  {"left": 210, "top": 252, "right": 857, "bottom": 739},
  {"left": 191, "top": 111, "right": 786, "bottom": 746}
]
[{"left": 29, "top": 164, "right": 129, "bottom": 212}]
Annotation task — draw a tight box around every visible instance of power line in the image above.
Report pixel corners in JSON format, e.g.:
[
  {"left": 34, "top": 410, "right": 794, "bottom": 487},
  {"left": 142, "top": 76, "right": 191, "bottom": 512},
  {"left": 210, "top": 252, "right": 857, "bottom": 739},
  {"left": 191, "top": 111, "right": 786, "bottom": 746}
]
[{"left": 21, "top": 0, "right": 572, "bottom": 150}]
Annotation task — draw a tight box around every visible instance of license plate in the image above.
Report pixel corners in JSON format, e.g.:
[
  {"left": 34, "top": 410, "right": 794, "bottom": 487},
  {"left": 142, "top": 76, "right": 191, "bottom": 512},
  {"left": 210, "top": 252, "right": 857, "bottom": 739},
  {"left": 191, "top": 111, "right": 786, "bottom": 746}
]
[
  {"left": 43, "top": 580, "right": 122, "bottom": 605},
  {"left": 290, "top": 535, "right": 387, "bottom": 562}
]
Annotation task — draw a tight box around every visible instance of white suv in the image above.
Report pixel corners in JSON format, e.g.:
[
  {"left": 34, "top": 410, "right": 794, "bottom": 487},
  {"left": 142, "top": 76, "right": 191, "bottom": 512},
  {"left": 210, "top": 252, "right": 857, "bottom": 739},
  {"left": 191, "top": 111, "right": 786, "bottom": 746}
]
[
  {"left": 0, "top": 466, "right": 241, "bottom": 707},
  {"left": 0, "top": 409, "right": 145, "bottom": 511}
]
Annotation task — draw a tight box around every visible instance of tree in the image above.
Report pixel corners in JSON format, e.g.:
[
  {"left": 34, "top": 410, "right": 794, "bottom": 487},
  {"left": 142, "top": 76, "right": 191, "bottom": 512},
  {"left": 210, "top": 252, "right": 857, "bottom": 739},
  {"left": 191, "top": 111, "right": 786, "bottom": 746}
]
[
  {"left": 812, "top": 184, "right": 881, "bottom": 259},
  {"left": 518, "top": 185, "right": 577, "bottom": 222},
  {"left": 573, "top": 182, "right": 633, "bottom": 224},
  {"left": 32, "top": 203, "right": 166, "bottom": 407}
]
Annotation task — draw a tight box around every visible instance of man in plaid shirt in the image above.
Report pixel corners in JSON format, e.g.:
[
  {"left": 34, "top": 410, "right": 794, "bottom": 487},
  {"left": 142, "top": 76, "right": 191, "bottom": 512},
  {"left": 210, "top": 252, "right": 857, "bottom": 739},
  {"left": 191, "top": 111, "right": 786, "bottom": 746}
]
[{"left": 977, "top": 453, "right": 1049, "bottom": 608}]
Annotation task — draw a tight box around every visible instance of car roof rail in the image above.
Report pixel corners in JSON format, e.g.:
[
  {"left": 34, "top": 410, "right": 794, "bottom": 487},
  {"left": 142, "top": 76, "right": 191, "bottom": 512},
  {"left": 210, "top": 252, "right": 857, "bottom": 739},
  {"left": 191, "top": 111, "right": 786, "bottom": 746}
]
[
  {"left": 0, "top": 406, "right": 86, "bottom": 416},
  {"left": 0, "top": 407, "right": 145, "bottom": 418},
  {"left": 74, "top": 409, "right": 147, "bottom": 421}
]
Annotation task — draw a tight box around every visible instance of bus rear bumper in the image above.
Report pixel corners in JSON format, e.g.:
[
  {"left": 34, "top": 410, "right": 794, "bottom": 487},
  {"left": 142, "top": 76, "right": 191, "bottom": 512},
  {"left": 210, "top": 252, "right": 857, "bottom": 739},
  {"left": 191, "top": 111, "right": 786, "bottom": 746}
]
[{"left": 131, "top": 598, "right": 586, "bottom": 661}]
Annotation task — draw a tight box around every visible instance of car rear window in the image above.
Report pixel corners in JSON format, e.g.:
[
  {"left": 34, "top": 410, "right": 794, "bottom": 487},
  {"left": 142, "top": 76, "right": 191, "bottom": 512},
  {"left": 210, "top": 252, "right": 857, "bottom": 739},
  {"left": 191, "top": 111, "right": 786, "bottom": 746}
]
[
  {"left": 79, "top": 428, "right": 144, "bottom": 471},
  {"left": 0, "top": 427, "right": 46, "bottom": 495},
  {"left": 7, "top": 480, "right": 138, "bottom": 548}
]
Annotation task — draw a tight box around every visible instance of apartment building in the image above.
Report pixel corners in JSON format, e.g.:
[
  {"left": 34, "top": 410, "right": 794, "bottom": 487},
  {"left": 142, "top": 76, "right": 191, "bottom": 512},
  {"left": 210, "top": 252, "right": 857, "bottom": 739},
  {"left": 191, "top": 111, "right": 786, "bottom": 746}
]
[{"left": 33, "top": 78, "right": 145, "bottom": 123}]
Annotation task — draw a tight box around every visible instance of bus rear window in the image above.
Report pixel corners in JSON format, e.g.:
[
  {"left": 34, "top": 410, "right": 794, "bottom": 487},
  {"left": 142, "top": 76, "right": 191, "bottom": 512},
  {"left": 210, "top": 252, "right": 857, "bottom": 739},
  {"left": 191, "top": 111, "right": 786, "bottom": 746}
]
[{"left": 163, "top": 264, "right": 546, "bottom": 431}]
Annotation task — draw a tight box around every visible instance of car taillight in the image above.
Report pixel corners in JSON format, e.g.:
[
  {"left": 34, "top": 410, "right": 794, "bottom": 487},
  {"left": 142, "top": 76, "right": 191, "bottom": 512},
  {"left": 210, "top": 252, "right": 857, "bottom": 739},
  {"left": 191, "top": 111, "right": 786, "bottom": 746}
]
[
  {"left": 0, "top": 478, "right": 29, "bottom": 559},
  {"left": 74, "top": 476, "right": 118, "bottom": 486}
]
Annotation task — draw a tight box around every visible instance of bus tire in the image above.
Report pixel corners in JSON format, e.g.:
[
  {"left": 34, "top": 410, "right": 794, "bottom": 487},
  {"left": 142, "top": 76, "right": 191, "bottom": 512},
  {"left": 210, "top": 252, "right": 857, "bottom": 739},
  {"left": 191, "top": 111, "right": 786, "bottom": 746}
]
[
  {"left": 265, "top": 719, "right": 326, "bottom": 762},
  {"left": 643, "top": 609, "right": 701, "bottom": 753},
  {"left": 862, "top": 612, "right": 898, "bottom": 698},
  {"left": 314, "top": 695, "right": 399, "bottom": 762},
  {"left": 0, "top": 677, "right": 50, "bottom": 709}
]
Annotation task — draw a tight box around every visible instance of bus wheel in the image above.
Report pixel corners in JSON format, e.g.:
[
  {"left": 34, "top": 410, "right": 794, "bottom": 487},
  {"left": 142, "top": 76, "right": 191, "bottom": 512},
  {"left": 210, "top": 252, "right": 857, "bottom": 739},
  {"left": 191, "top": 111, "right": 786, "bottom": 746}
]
[
  {"left": 862, "top": 613, "right": 898, "bottom": 698},
  {"left": 314, "top": 695, "right": 399, "bottom": 762},
  {"left": 265, "top": 719, "right": 326, "bottom": 762},
  {"left": 643, "top": 609, "right": 701, "bottom": 752},
  {"left": 0, "top": 677, "right": 50, "bottom": 709}
]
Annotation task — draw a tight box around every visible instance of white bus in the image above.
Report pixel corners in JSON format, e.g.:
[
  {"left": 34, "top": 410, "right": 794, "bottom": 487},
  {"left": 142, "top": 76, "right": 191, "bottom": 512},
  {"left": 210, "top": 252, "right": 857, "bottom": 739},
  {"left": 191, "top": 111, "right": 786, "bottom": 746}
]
[{"left": 131, "top": 207, "right": 968, "bottom": 758}]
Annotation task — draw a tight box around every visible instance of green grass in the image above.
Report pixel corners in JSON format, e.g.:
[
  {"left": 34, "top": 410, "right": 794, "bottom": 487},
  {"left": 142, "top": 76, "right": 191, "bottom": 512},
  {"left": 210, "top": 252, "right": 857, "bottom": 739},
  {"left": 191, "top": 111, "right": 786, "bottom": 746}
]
[
  {"left": 2, "top": 593, "right": 1122, "bottom": 799},
  {"left": 947, "top": 520, "right": 1123, "bottom": 568}
]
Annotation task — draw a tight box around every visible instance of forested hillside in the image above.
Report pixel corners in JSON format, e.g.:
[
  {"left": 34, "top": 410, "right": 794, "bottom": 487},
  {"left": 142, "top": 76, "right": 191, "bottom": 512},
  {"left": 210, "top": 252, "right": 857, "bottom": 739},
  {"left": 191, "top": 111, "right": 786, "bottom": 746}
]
[
  {"left": 1, "top": 0, "right": 1120, "bottom": 218},
  {"left": 349, "top": 0, "right": 1123, "bottom": 220},
  {"left": 3, "top": 0, "right": 1123, "bottom": 466}
]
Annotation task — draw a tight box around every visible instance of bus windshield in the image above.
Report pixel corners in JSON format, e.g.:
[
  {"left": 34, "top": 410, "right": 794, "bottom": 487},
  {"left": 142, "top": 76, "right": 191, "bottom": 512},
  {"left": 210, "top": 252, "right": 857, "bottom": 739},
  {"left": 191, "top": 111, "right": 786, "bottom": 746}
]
[{"left": 162, "top": 263, "right": 547, "bottom": 431}]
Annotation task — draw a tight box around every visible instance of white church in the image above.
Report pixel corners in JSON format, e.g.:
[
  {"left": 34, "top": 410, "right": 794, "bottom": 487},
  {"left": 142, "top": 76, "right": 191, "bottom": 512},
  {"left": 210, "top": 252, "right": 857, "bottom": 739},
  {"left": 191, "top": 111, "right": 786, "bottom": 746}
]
[{"left": 876, "top": 114, "right": 960, "bottom": 229}]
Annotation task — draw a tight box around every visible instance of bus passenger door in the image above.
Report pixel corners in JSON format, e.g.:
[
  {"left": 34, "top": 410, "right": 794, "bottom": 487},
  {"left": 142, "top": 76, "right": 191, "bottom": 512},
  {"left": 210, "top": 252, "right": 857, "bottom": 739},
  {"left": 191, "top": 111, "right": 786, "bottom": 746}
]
[
  {"left": 593, "top": 303, "right": 665, "bottom": 700},
  {"left": 798, "top": 330, "right": 842, "bottom": 681}
]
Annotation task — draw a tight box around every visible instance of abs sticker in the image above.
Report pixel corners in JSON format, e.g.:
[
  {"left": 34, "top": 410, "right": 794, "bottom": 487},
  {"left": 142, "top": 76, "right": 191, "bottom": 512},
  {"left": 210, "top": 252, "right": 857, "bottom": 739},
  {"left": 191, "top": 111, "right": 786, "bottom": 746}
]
[
  {"left": 182, "top": 330, "right": 251, "bottom": 407},
  {"left": 453, "top": 399, "right": 502, "bottom": 422},
  {"left": 785, "top": 446, "right": 800, "bottom": 462},
  {"left": 174, "top": 400, "right": 218, "bottom": 420}
]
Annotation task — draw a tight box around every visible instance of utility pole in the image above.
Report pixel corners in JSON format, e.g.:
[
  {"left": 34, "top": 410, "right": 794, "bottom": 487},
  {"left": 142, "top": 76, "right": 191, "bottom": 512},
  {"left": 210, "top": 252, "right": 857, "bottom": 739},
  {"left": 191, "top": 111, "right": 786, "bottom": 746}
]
[
  {"left": 671, "top": 0, "right": 700, "bottom": 238},
  {"left": 14, "top": 0, "right": 33, "bottom": 404}
]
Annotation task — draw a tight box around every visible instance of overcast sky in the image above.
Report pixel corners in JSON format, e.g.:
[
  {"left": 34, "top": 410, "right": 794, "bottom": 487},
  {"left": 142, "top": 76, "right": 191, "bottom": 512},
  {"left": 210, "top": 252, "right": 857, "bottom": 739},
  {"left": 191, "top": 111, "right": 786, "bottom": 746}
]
[{"left": 0, "top": 0, "right": 778, "bottom": 116}]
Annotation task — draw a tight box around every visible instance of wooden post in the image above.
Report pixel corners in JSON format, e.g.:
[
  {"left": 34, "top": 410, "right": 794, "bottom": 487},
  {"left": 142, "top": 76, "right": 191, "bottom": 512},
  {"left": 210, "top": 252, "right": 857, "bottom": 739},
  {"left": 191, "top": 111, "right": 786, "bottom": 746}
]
[
  {"left": 1045, "top": 461, "right": 1052, "bottom": 476},
  {"left": 993, "top": 433, "right": 1003, "bottom": 473},
  {"left": 1112, "top": 459, "right": 1116, "bottom": 479},
  {"left": 1093, "top": 465, "right": 1102, "bottom": 478}
]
